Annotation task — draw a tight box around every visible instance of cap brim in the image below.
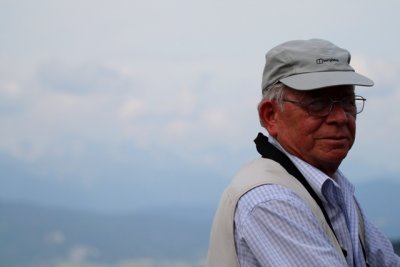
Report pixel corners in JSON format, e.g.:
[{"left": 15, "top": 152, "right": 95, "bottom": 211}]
[{"left": 280, "top": 71, "right": 374, "bottom": 90}]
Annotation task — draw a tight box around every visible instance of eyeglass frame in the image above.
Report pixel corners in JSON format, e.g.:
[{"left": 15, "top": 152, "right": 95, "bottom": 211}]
[{"left": 281, "top": 95, "right": 367, "bottom": 117}]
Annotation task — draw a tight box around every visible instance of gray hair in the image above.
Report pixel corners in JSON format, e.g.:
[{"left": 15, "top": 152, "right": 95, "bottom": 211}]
[
  {"left": 258, "top": 82, "right": 287, "bottom": 128},
  {"left": 259, "top": 82, "right": 287, "bottom": 110}
]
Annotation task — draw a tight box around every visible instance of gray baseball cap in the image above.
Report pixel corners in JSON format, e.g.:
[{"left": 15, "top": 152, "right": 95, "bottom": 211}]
[{"left": 261, "top": 39, "right": 374, "bottom": 91}]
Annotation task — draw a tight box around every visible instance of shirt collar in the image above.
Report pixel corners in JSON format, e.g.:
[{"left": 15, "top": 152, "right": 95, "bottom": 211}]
[{"left": 267, "top": 135, "right": 344, "bottom": 204}]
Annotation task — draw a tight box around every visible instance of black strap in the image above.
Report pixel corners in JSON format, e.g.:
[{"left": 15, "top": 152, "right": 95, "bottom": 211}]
[{"left": 254, "top": 132, "right": 347, "bottom": 258}]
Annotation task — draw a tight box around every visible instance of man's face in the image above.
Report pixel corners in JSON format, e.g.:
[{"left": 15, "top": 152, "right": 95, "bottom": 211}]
[{"left": 272, "top": 85, "right": 356, "bottom": 176}]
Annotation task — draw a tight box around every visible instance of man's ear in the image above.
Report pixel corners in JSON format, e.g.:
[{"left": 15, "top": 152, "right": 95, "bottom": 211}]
[{"left": 258, "top": 99, "right": 279, "bottom": 137}]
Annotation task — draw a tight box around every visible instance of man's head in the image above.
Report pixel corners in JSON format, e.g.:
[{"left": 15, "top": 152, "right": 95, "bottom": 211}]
[{"left": 258, "top": 39, "right": 373, "bottom": 176}]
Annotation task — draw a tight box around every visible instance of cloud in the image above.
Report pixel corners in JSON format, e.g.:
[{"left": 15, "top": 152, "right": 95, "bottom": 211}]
[
  {"left": 2, "top": 52, "right": 399, "bottom": 182},
  {"left": 118, "top": 98, "right": 147, "bottom": 121},
  {"left": 68, "top": 244, "right": 99, "bottom": 263},
  {"left": 44, "top": 230, "right": 65, "bottom": 245},
  {"left": 0, "top": 58, "right": 257, "bottom": 180},
  {"left": 36, "top": 61, "right": 133, "bottom": 94},
  {"left": 0, "top": 80, "right": 21, "bottom": 98}
]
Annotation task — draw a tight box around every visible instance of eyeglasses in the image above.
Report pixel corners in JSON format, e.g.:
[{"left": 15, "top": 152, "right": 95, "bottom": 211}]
[{"left": 282, "top": 95, "right": 366, "bottom": 117}]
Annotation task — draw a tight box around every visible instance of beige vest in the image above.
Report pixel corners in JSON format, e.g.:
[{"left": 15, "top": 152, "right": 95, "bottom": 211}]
[{"left": 205, "top": 158, "right": 347, "bottom": 267}]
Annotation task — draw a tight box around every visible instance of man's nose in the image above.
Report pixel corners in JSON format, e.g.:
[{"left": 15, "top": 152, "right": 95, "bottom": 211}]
[{"left": 326, "top": 103, "right": 349, "bottom": 123}]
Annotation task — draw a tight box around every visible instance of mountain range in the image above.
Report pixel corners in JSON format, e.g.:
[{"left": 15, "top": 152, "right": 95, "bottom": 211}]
[{"left": 0, "top": 180, "right": 399, "bottom": 267}]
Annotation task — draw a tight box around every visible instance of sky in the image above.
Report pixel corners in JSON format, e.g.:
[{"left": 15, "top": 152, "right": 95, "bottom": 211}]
[{"left": 1, "top": 0, "right": 400, "bottom": 213}]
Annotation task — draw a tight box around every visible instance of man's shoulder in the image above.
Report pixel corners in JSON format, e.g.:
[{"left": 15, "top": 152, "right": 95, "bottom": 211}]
[
  {"left": 230, "top": 158, "right": 326, "bottom": 222},
  {"left": 227, "top": 158, "right": 315, "bottom": 217},
  {"left": 234, "top": 183, "right": 320, "bottom": 234},
  {"left": 230, "top": 158, "right": 288, "bottom": 186},
  {"left": 236, "top": 183, "right": 308, "bottom": 213},
  {"left": 223, "top": 157, "right": 299, "bottom": 200}
]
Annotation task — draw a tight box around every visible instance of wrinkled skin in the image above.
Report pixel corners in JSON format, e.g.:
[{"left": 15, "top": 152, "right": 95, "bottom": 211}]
[{"left": 259, "top": 85, "right": 356, "bottom": 177}]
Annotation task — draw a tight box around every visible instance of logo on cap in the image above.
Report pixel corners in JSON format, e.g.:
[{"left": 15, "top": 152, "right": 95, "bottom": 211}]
[{"left": 316, "top": 58, "right": 339, "bottom": 64}]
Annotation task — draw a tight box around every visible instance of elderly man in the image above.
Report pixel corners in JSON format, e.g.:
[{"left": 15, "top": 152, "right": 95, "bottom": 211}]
[{"left": 206, "top": 39, "right": 400, "bottom": 267}]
